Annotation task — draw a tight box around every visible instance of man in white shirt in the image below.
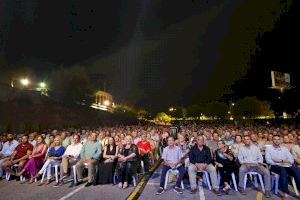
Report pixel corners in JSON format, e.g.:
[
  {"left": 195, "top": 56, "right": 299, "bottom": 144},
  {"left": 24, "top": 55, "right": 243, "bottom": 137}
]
[
  {"left": 265, "top": 134, "right": 300, "bottom": 200},
  {"left": 0, "top": 133, "right": 19, "bottom": 179},
  {"left": 238, "top": 135, "right": 271, "bottom": 197},
  {"left": 56, "top": 134, "right": 83, "bottom": 186}
]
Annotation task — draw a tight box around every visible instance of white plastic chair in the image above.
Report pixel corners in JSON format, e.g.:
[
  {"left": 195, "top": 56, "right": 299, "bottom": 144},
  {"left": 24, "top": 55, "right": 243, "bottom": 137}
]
[
  {"left": 197, "top": 170, "right": 212, "bottom": 190},
  {"left": 5, "top": 164, "right": 25, "bottom": 182},
  {"left": 271, "top": 171, "right": 299, "bottom": 196},
  {"left": 217, "top": 172, "right": 238, "bottom": 191},
  {"left": 164, "top": 169, "right": 184, "bottom": 190},
  {"left": 243, "top": 172, "right": 265, "bottom": 193},
  {"left": 72, "top": 162, "right": 89, "bottom": 184},
  {"left": 41, "top": 163, "right": 60, "bottom": 183}
]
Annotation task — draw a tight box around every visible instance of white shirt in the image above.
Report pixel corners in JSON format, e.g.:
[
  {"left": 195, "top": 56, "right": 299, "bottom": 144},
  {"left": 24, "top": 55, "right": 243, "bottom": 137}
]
[
  {"left": 63, "top": 143, "right": 83, "bottom": 159},
  {"left": 265, "top": 145, "right": 294, "bottom": 167},
  {"left": 1, "top": 140, "right": 19, "bottom": 157},
  {"left": 238, "top": 144, "right": 263, "bottom": 164}
]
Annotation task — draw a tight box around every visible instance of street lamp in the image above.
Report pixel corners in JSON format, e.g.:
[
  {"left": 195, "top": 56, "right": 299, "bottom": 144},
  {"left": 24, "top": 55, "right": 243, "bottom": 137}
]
[
  {"left": 20, "top": 78, "right": 30, "bottom": 86},
  {"left": 39, "top": 82, "right": 46, "bottom": 88},
  {"left": 231, "top": 103, "right": 235, "bottom": 106}
]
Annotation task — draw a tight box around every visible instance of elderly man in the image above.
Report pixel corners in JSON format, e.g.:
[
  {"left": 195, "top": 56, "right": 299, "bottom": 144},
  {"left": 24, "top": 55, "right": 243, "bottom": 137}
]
[
  {"left": 188, "top": 135, "right": 221, "bottom": 195},
  {"left": 156, "top": 136, "right": 184, "bottom": 195},
  {"left": 238, "top": 135, "right": 271, "bottom": 198},
  {"left": 75, "top": 132, "right": 102, "bottom": 187},
  {"left": 0, "top": 134, "right": 19, "bottom": 180},
  {"left": 266, "top": 134, "right": 300, "bottom": 200},
  {"left": 2, "top": 135, "right": 33, "bottom": 178},
  {"left": 56, "top": 134, "right": 83, "bottom": 187}
]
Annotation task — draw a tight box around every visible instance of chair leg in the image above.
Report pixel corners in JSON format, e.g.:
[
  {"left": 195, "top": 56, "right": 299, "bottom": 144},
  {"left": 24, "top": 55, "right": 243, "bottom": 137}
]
[
  {"left": 274, "top": 176, "right": 279, "bottom": 195},
  {"left": 181, "top": 180, "right": 184, "bottom": 189},
  {"left": 257, "top": 174, "right": 265, "bottom": 194},
  {"left": 204, "top": 172, "right": 212, "bottom": 190},
  {"left": 41, "top": 169, "right": 46, "bottom": 183},
  {"left": 253, "top": 175, "right": 258, "bottom": 188},
  {"left": 231, "top": 173, "right": 238, "bottom": 191},
  {"left": 72, "top": 165, "right": 77, "bottom": 184},
  {"left": 243, "top": 174, "right": 248, "bottom": 190},
  {"left": 217, "top": 172, "right": 221, "bottom": 186},
  {"left": 164, "top": 171, "right": 170, "bottom": 189},
  {"left": 6, "top": 172, "right": 11, "bottom": 181},
  {"left": 132, "top": 175, "right": 136, "bottom": 186},
  {"left": 292, "top": 177, "right": 299, "bottom": 196},
  {"left": 55, "top": 166, "right": 59, "bottom": 183}
]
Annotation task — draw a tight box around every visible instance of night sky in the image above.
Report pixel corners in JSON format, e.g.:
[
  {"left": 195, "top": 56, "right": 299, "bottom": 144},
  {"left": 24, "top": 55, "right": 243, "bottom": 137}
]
[{"left": 0, "top": 0, "right": 298, "bottom": 112}]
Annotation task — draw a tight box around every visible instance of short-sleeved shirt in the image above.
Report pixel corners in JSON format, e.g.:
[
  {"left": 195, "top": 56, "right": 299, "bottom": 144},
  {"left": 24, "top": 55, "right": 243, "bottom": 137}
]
[
  {"left": 162, "top": 146, "right": 182, "bottom": 166},
  {"left": 14, "top": 143, "right": 33, "bottom": 160},
  {"left": 137, "top": 141, "right": 151, "bottom": 153}
]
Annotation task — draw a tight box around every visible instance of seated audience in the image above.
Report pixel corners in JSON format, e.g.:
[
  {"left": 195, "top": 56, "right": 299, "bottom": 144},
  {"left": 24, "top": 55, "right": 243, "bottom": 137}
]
[
  {"left": 95, "top": 137, "right": 118, "bottom": 185},
  {"left": 215, "top": 140, "right": 238, "bottom": 194},
  {"left": 57, "top": 134, "right": 82, "bottom": 186},
  {"left": 118, "top": 135, "right": 139, "bottom": 189},
  {"left": 2, "top": 135, "right": 33, "bottom": 178},
  {"left": 237, "top": 135, "right": 271, "bottom": 197},
  {"left": 156, "top": 136, "right": 184, "bottom": 195},
  {"left": 75, "top": 132, "right": 102, "bottom": 187},
  {"left": 265, "top": 134, "right": 300, "bottom": 200},
  {"left": 0, "top": 133, "right": 19, "bottom": 180},
  {"left": 16, "top": 135, "right": 47, "bottom": 183},
  {"left": 188, "top": 135, "right": 221, "bottom": 195},
  {"left": 33, "top": 136, "right": 65, "bottom": 185}
]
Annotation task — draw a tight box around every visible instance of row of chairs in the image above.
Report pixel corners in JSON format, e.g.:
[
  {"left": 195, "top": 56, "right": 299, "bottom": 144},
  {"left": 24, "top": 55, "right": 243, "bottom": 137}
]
[{"left": 164, "top": 168, "right": 299, "bottom": 196}]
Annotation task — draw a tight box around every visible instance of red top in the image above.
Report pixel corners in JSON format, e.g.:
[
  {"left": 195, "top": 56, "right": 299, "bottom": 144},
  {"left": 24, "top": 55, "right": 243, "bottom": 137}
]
[
  {"left": 137, "top": 141, "right": 151, "bottom": 155},
  {"left": 14, "top": 143, "right": 33, "bottom": 160}
]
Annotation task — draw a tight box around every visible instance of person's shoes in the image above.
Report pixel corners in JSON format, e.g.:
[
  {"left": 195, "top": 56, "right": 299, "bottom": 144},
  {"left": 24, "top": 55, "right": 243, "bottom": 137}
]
[
  {"left": 75, "top": 180, "right": 83, "bottom": 186},
  {"left": 265, "top": 191, "right": 271, "bottom": 198},
  {"left": 238, "top": 187, "right": 246, "bottom": 195},
  {"left": 85, "top": 182, "right": 93, "bottom": 187},
  {"left": 212, "top": 188, "right": 222, "bottom": 196},
  {"left": 122, "top": 182, "right": 128, "bottom": 189},
  {"left": 222, "top": 186, "right": 231, "bottom": 194},
  {"left": 190, "top": 188, "right": 197, "bottom": 194},
  {"left": 53, "top": 181, "right": 64, "bottom": 187},
  {"left": 69, "top": 181, "right": 75, "bottom": 188},
  {"left": 118, "top": 182, "right": 123, "bottom": 189},
  {"left": 45, "top": 179, "right": 51, "bottom": 185},
  {"left": 156, "top": 187, "right": 165, "bottom": 195},
  {"left": 173, "top": 186, "right": 183, "bottom": 194}
]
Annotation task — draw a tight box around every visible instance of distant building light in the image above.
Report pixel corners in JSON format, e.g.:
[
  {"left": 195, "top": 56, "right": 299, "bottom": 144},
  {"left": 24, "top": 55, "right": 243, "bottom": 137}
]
[
  {"left": 103, "top": 100, "right": 110, "bottom": 106},
  {"left": 230, "top": 116, "right": 234, "bottom": 120},
  {"left": 228, "top": 111, "right": 231, "bottom": 114},
  {"left": 231, "top": 103, "right": 235, "bottom": 106}
]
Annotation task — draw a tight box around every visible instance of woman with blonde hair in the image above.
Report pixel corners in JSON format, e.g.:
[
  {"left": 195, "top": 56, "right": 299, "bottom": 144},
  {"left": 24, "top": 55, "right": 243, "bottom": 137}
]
[
  {"left": 33, "top": 136, "right": 65, "bottom": 185},
  {"left": 117, "top": 135, "right": 138, "bottom": 189}
]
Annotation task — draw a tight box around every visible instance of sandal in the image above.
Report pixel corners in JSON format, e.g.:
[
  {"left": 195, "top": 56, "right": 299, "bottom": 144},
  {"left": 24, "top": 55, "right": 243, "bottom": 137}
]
[
  {"left": 118, "top": 182, "right": 123, "bottom": 188},
  {"left": 123, "top": 182, "right": 128, "bottom": 189}
]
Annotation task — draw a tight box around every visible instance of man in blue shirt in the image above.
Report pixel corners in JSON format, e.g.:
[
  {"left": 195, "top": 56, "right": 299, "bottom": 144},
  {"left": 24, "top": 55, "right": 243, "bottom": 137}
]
[
  {"left": 0, "top": 134, "right": 18, "bottom": 180},
  {"left": 156, "top": 136, "right": 184, "bottom": 195},
  {"left": 265, "top": 134, "right": 300, "bottom": 199}
]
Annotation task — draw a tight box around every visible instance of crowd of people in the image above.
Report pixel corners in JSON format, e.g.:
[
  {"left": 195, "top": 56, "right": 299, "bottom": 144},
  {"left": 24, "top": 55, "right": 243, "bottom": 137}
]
[{"left": 0, "top": 124, "right": 300, "bottom": 200}]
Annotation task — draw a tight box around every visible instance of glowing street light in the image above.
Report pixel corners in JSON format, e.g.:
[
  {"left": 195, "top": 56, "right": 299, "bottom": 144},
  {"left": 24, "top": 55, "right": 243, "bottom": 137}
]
[
  {"left": 228, "top": 111, "right": 231, "bottom": 114},
  {"left": 20, "top": 78, "right": 30, "bottom": 86},
  {"left": 39, "top": 82, "right": 46, "bottom": 88},
  {"left": 231, "top": 103, "right": 235, "bottom": 106},
  {"left": 169, "top": 107, "right": 176, "bottom": 112}
]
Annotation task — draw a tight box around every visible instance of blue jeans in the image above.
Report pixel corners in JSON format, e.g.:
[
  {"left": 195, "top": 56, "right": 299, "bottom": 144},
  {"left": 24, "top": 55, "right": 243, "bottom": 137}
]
[{"left": 159, "top": 165, "right": 185, "bottom": 188}]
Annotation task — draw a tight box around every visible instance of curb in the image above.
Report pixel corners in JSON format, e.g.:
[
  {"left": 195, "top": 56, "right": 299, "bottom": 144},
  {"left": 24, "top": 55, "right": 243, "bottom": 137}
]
[{"left": 126, "top": 160, "right": 162, "bottom": 200}]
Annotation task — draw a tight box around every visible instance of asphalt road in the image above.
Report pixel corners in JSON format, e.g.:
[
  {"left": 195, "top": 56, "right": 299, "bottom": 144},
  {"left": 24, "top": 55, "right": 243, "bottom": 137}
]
[{"left": 0, "top": 166, "right": 298, "bottom": 200}]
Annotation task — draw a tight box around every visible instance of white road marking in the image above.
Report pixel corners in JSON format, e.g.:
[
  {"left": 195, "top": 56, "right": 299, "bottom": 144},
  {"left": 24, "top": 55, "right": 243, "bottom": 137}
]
[
  {"left": 199, "top": 185, "right": 205, "bottom": 200},
  {"left": 58, "top": 185, "right": 85, "bottom": 200}
]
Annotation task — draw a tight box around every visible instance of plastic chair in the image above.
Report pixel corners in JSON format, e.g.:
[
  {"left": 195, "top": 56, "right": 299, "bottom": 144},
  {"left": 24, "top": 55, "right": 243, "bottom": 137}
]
[
  {"left": 164, "top": 169, "right": 184, "bottom": 190},
  {"left": 41, "top": 163, "right": 60, "bottom": 183},
  {"left": 271, "top": 171, "right": 299, "bottom": 196},
  {"left": 243, "top": 172, "right": 265, "bottom": 193},
  {"left": 217, "top": 172, "right": 238, "bottom": 191},
  {"left": 5, "top": 164, "right": 25, "bottom": 182},
  {"left": 197, "top": 170, "right": 212, "bottom": 190},
  {"left": 72, "top": 162, "right": 89, "bottom": 184}
]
